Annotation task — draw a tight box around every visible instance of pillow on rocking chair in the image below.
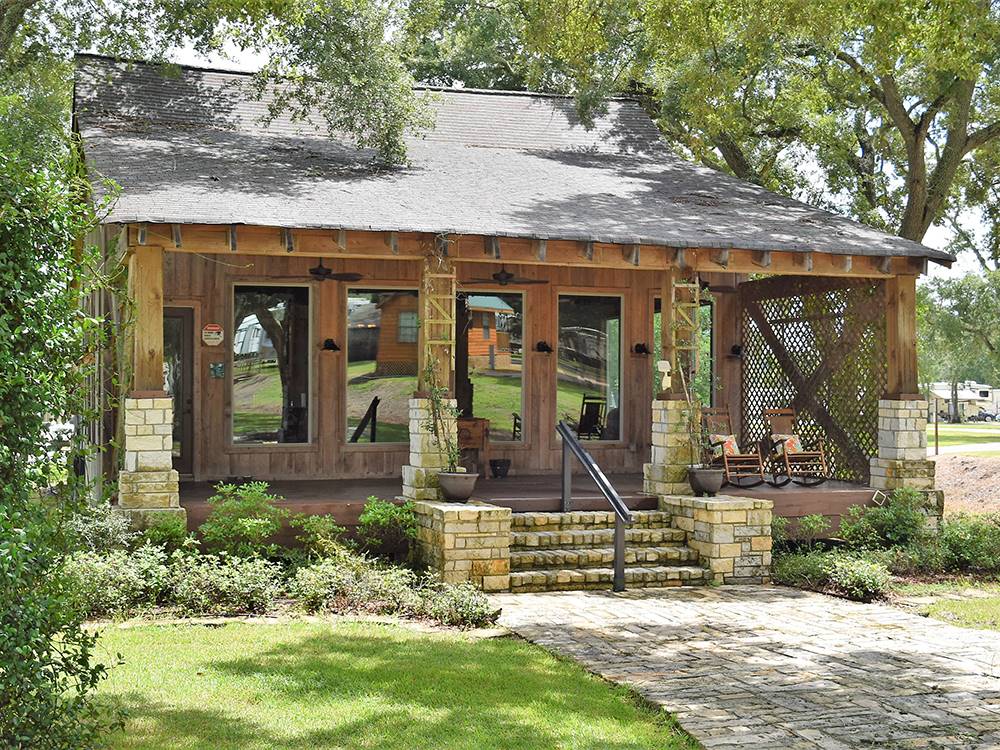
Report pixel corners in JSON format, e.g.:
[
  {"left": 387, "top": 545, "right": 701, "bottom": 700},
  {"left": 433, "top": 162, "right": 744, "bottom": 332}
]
[
  {"left": 709, "top": 433, "right": 740, "bottom": 459},
  {"left": 772, "top": 433, "right": 803, "bottom": 456}
]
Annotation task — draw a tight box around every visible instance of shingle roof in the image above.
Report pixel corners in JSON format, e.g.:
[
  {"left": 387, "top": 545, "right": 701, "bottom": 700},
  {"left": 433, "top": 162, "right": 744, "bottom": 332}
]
[{"left": 73, "top": 54, "right": 953, "bottom": 263}]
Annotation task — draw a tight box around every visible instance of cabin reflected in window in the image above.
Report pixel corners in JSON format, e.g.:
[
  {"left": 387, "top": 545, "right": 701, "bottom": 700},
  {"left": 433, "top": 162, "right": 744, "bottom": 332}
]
[
  {"left": 232, "top": 285, "right": 311, "bottom": 444},
  {"left": 557, "top": 295, "right": 621, "bottom": 440},
  {"left": 346, "top": 289, "right": 419, "bottom": 443}
]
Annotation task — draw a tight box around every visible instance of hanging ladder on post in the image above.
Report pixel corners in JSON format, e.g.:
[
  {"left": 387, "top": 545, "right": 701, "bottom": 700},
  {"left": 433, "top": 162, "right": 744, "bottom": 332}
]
[{"left": 672, "top": 278, "right": 701, "bottom": 390}]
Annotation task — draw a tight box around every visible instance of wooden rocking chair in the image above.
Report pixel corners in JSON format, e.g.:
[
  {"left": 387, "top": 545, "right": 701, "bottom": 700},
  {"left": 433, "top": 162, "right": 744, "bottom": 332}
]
[
  {"left": 763, "top": 408, "right": 829, "bottom": 487},
  {"left": 702, "top": 407, "right": 765, "bottom": 488}
]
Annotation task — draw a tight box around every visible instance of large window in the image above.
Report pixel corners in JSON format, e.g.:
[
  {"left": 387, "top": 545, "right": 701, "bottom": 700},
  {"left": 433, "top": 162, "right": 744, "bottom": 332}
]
[
  {"left": 232, "top": 285, "right": 311, "bottom": 444},
  {"left": 464, "top": 293, "right": 524, "bottom": 441},
  {"left": 557, "top": 295, "right": 621, "bottom": 440},
  {"left": 346, "top": 289, "right": 419, "bottom": 443}
]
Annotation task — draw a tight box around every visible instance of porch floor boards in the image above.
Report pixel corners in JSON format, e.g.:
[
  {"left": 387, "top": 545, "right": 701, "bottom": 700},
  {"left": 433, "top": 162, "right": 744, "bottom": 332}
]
[{"left": 179, "top": 473, "right": 877, "bottom": 534}]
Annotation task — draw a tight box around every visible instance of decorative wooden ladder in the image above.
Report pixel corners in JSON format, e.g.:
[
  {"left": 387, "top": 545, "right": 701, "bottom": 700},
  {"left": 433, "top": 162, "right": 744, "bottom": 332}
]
[{"left": 672, "top": 277, "right": 701, "bottom": 385}]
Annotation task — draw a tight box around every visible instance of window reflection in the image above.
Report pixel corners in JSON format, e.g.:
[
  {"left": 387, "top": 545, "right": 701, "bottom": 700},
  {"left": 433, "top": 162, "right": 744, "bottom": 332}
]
[
  {"left": 557, "top": 295, "right": 621, "bottom": 440},
  {"left": 232, "top": 285, "right": 310, "bottom": 444},
  {"left": 346, "top": 289, "right": 419, "bottom": 443}
]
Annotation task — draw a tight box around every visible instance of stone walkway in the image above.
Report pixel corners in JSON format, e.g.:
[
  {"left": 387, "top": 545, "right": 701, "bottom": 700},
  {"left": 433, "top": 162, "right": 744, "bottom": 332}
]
[{"left": 494, "top": 586, "right": 1000, "bottom": 749}]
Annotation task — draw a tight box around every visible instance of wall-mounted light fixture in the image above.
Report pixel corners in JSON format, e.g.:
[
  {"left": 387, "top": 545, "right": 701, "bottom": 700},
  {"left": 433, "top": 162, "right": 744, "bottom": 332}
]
[
  {"left": 535, "top": 341, "right": 553, "bottom": 353},
  {"left": 729, "top": 344, "right": 743, "bottom": 358},
  {"left": 632, "top": 343, "right": 650, "bottom": 355},
  {"left": 322, "top": 339, "right": 341, "bottom": 351}
]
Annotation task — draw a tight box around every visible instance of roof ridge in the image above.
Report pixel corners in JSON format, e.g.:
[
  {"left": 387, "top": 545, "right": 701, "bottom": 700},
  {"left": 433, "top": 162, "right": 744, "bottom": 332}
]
[{"left": 73, "top": 52, "right": 644, "bottom": 104}]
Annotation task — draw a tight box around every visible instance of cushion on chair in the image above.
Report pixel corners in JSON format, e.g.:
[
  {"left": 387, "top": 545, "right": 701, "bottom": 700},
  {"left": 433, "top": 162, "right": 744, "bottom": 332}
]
[
  {"left": 772, "top": 433, "right": 803, "bottom": 456},
  {"left": 709, "top": 433, "right": 740, "bottom": 458}
]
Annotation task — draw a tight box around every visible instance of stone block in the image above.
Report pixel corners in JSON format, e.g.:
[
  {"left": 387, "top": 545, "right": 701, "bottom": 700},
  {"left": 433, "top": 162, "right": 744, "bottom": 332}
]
[{"left": 113, "top": 506, "right": 186, "bottom": 530}]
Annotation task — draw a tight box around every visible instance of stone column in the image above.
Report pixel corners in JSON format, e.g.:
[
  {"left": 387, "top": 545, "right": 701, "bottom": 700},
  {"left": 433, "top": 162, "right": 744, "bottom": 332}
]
[
  {"left": 870, "top": 398, "right": 935, "bottom": 491},
  {"left": 413, "top": 500, "right": 511, "bottom": 591},
  {"left": 643, "top": 398, "right": 696, "bottom": 496},
  {"left": 402, "top": 397, "right": 459, "bottom": 501},
  {"left": 117, "top": 395, "right": 185, "bottom": 529}
]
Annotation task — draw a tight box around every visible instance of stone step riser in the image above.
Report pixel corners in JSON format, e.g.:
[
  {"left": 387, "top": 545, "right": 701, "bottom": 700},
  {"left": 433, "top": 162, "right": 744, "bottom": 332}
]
[
  {"left": 511, "top": 546, "right": 698, "bottom": 570},
  {"left": 509, "top": 565, "right": 709, "bottom": 593},
  {"left": 512, "top": 527, "right": 687, "bottom": 549},
  {"left": 511, "top": 510, "right": 672, "bottom": 532}
]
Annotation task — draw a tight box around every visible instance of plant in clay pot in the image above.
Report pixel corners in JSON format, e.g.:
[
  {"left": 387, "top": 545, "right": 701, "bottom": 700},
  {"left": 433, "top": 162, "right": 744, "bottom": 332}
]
[
  {"left": 677, "top": 360, "right": 725, "bottom": 497},
  {"left": 423, "top": 360, "right": 478, "bottom": 502}
]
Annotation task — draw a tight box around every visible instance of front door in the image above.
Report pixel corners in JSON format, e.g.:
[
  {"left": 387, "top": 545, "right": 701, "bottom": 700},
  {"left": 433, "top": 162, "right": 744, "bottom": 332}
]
[{"left": 164, "top": 308, "right": 194, "bottom": 474}]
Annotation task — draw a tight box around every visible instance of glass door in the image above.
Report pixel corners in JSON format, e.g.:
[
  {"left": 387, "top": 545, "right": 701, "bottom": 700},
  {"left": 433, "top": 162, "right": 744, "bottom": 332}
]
[{"left": 164, "top": 307, "right": 194, "bottom": 474}]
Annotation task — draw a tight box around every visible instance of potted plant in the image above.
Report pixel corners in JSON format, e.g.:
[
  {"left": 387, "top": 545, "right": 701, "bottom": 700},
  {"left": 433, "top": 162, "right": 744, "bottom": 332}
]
[
  {"left": 677, "top": 362, "right": 725, "bottom": 497},
  {"left": 423, "top": 361, "right": 478, "bottom": 502}
]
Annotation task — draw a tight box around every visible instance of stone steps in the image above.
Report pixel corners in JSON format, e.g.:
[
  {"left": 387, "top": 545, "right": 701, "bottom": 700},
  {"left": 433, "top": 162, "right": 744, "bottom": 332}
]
[
  {"left": 510, "top": 509, "right": 672, "bottom": 531},
  {"left": 509, "top": 564, "right": 709, "bottom": 592},
  {"left": 511, "top": 545, "right": 698, "bottom": 570},
  {"left": 511, "top": 525, "right": 687, "bottom": 549}
]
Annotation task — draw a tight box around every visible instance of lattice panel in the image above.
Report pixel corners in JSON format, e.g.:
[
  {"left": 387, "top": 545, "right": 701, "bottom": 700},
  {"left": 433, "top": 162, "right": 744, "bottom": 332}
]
[{"left": 740, "top": 277, "right": 887, "bottom": 483}]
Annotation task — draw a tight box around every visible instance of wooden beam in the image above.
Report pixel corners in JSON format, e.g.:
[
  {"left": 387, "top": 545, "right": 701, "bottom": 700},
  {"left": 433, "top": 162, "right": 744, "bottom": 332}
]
[
  {"left": 137, "top": 223, "right": 148, "bottom": 246},
  {"left": 485, "top": 236, "right": 501, "bottom": 259},
  {"left": 385, "top": 231, "right": 399, "bottom": 255},
  {"left": 796, "top": 251, "right": 814, "bottom": 272},
  {"left": 879, "top": 256, "right": 892, "bottom": 274},
  {"left": 752, "top": 250, "right": 771, "bottom": 268},
  {"left": 839, "top": 254, "right": 853, "bottom": 273},
  {"left": 711, "top": 249, "right": 730, "bottom": 269},
  {"left": 582, "top": 241, "right": 594, "bottom": 261},
  {"left": 533, "top": 239, "right": 547, "bottom": 261},
  {"left": 336, "top": 228, "right": 347, "bottom": 250},
  {"left": 127, "top": 245, "right": 165, "bottom": 393},
  {"left": 171, "top": 224, "right": 182, "bottom": 248},
  {"left": 436, "top": 234, "right": 451, "bottom": 257},
  {"left": 885, "top": 274, "right": 920, "bottom": 399},
  {"left": 228, "top": 225, "right": 237, "bottom": 253},
  {"left": 674, "top": 248, "right": 688, "bottom": 270},
  {"left": 659, "top": 268, "right": 676, "bottom": 398},
  {"left": 282, "top": 227, "right": 295, "bottom": 253},
  {"left": 625, "top": 244, "right": 640, "bottom": 266}
]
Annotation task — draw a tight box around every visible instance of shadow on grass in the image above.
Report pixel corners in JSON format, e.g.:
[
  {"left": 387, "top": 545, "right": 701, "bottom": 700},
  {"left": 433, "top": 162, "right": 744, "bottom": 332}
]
[{"left": 103, "top": 623, "right": 693, "bottom": 750}]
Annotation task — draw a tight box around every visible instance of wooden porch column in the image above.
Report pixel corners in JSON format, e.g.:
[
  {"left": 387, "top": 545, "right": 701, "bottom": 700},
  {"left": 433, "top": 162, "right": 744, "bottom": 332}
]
[
  {"left": 659, "top": 267, "right": 676, "bottom": 398},
  {"left": 884, "top": 274, "right": 919, "bottom": 400},
  {"left": 128, "top": 244, "right": 165, "bottom": 393}
]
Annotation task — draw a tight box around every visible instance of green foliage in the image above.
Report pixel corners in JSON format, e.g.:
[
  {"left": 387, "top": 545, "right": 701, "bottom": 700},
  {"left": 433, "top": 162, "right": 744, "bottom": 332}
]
[
  {"left": 826, "top": 555, "right": 892, "bottom": 603},
  {"left": 66, "top": 546, "right": 171, "bottom": 619},
  {"left": 290, "top": 550, "right": 498, "bottom": 628},
  {"left": 839, "top": 489, "right": 928, "bottom": 550},
  {"left": 199, "top": 482, "right": 288, "bottom": 556},
  {"left": 357, "top": 497, "right": 417, "bottom": 560},
  {"left": 773, "top": 551, "right": 891, "bottom": 602},
  {"left": 771, "top": 516, "right": 790, "bottom": 545},
  {"left": 169, "top": 554, "right": 283, "bottom": 616},
  {"left": 68, "top": 503, "right": 138, "bottom": 553},
  {"left": 290, "top": 513, "right": 347, "bottom": 560},
  {"left": 141, "top": 514, "right": 192, "bottom": 554},
  {"left": 796, "top": 514, "right": 830, "bottom": 550},
  {"left": 938, "top": 514, "right": 1000, "bottom": 573},
  {"left": 0, "top": 129, "right": 117, "bottom": 744}
]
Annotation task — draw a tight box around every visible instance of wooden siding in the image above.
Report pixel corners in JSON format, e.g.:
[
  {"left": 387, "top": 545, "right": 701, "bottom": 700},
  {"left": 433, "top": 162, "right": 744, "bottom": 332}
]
[{"left": 164, "top": 251, "right": 680, "bottom": 481}]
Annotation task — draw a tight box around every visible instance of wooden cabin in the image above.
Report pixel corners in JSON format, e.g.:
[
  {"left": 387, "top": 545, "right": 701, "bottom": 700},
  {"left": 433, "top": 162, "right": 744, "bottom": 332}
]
[
  {"left": 465, "top": 295, "right": 517, "bottom": 371},
  {"left": 73, "top": 54, "right": 953, "bottom": 529}
]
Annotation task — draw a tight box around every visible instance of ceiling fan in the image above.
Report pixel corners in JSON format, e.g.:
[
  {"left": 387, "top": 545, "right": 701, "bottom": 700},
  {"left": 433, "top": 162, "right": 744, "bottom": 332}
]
[
  {"left": 309, "top": 259, "right": 363, "bottom": 282},
  {"left": 463, "top": 266, "right": 548, "bottom": 287}
]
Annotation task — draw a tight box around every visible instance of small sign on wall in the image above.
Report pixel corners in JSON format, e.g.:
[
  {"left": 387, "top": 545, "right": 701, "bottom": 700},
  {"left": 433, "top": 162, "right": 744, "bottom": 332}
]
[
  {"left": 209, "top": 362, "right": 225, "bottom": 378},
  {"left": 202, "top": 323, "right": 224, "bottom": 346}
]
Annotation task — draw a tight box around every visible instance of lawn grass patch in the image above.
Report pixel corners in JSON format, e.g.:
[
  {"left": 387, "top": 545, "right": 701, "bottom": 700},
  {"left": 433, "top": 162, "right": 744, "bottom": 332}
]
[
  {"left": 97, "top": 621, "right": 699, "bottom": 750},
  {"left": 924, "top": 597, "right": 1000, "bottom": 631}
]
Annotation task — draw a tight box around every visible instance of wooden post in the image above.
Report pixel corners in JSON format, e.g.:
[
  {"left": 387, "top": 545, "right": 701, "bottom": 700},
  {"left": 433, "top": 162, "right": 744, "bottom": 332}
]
[
  {"left": 659, "top": 268, "right": 675, "bottom": 398},
  {"left": 417, "top": 252, "right": 457, "bottom": 394},
  {"left": 885, "top": 274, "right": 919, "bottom": 399},
  {"left": 128, "top": 245, "right": 165, "bottom": 393}
]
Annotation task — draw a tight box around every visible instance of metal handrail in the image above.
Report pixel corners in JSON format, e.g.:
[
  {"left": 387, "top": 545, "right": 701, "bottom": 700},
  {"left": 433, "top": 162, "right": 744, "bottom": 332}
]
[{"left": 556, "top": 420, "right": 632, "bottom": 591}]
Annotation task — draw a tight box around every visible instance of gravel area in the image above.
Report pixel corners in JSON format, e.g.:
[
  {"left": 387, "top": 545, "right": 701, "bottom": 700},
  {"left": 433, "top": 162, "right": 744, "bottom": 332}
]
[{"left": 933, "top": 455, "right": 1000, "bottom": 514}]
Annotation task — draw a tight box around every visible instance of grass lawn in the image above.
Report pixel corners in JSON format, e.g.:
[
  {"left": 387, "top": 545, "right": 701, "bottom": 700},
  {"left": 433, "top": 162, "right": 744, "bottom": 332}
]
[
  {"left": 926, "top": 423, "right": 1000, "bottom": 447},
  {"left": 893, "top": 579, "right": 1000, "bottom": 631},
  {"left": 96, "top": 621, "right": 698, "bottom": 750}
]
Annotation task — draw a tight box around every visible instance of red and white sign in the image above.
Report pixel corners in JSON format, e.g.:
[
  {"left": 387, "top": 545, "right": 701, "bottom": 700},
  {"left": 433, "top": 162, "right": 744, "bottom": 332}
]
[{"left": 201, "top": 323, "right": 224, "bottom": 346}]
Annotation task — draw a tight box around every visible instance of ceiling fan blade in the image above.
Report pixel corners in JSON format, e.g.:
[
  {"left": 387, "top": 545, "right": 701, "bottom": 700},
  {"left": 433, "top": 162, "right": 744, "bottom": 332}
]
[
  {"left": 509, "top": 278, "right": 549, "bottom": 285},
  {"left": 328, "top": 272, "right": 364, "bottom": 282}
]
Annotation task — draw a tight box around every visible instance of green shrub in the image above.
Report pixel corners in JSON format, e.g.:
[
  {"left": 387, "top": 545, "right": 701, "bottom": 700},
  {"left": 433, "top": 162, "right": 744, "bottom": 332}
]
[
  {"left": 289, "top": 551, "right": 499, "bottom": 628},
  {"left": 198, "top": 482, "right": 288, "bottom": 556},
  {"left": 169, "top": 553, "right": 283, "bottom": 616},
  {"left": 140, "top": 514, "right": 191, "bottom": 554},
  {"left": 771, "top": 516, "right": 790, "bottom": 545},
  {"left": 66, "top": 546, "right": 170, "bottom": 619},
  {"left": 290, "top": 513, "right": 347, "bottom": 559},
  {"left": 772, "top": 550, "right": 832, "bottom": 589},
  {"left": 826, "top": 555, "right": 891, "bottom": 602},
  {"left": 839, "top": 488, "right": 927, "bottom": 550},
  {"left": 68, "top": 503, "right": 137, "bottom": 553},
  {"left": 796, "top": 514, "right": 830, "bottom": 550},
  {"left": 939, "top": 513, "right": 1000, "bottom": 573},
  {"left": 357, "top": 497, "right": 416, "bottom": 561}
]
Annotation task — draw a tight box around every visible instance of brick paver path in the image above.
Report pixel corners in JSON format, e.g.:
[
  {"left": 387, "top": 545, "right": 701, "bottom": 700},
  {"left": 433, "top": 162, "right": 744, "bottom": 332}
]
[{"left": 494, "top": 586, "right": 1000, "bottom": 748}]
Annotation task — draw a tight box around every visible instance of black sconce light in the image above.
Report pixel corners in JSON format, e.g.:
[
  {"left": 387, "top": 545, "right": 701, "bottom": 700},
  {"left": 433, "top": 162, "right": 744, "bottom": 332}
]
[
  {"left": 535, "top": 341, "right": 553, "bottom": 353},
  {"left": 632, "top": 343, "right": 650, "bottom": 355},
  {"left": 729, "top": 344, "right": 743, "bottom": 358},
  {"left": 322, "top": 338, "right": 341, "bottom": 351}
]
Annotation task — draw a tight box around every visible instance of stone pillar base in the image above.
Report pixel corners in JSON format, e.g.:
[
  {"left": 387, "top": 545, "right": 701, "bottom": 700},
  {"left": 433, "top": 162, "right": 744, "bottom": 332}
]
[
  {"left": 660, "top": 494, "right": 773, "bottom": 584},
  {"left": 118, "top": 395, "right": 180, "bottom": 513},
  {"left": 643, "top": 398, "right": 696, "bottom": 496},
  {"left": 414, "top": 501, "right": 511, "bottom": 591},
  {"left": 114, "top": 506, "right": 187, "bottom": 531},
  {"left": 871, "top": 399, "right": 936, "bottom": 491},
  {"left": 402, "top": 397, "right": 458, "bottom": 502}
]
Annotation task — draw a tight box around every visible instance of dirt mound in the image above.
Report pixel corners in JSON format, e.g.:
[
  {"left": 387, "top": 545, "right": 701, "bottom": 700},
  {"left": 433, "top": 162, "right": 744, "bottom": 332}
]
[{"left": 933, "top": 455, "right": 1000, "bottom": 514}]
